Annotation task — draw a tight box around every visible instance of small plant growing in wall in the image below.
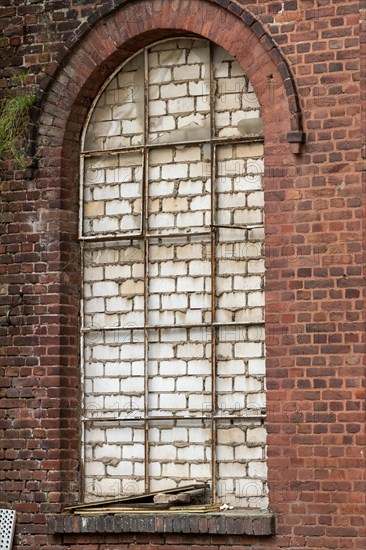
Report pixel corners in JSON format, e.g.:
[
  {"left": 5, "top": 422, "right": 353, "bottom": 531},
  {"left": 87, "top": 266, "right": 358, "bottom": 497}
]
[{"left": 0, "top": 72, "right": 36, "bottom": 169}]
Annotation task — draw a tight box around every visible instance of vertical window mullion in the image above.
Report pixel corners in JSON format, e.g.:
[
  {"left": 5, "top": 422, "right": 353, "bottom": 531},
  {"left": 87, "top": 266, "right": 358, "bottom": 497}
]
[
  {"left": 80, "top": 240, "right": 86, "bottom": 502},
  {"left": 142, "top": 47, "right": 150, "bottom": 493},
  {"left": 209, "top": 41, "right": 217, "bottom": 504}
]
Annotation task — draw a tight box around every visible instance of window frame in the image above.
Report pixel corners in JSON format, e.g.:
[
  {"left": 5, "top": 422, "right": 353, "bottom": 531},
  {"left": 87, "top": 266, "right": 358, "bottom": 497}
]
[{"left": 79, "top": 37, "right": 266, "bottom": 505}]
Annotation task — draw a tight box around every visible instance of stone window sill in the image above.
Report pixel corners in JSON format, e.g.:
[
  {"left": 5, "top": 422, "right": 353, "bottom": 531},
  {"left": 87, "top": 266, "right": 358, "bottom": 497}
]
[{"left": 49, "top": 510, "right": 275, "bottom": 536}]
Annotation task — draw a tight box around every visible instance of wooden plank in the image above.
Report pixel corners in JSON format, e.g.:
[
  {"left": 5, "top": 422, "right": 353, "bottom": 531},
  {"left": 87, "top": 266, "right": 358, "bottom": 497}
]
[{"left": 63, "top": 482, "right": 209, "bottom": 513}]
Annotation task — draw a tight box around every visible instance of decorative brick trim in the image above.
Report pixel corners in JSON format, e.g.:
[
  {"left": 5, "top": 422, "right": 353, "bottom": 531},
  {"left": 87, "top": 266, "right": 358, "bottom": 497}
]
[{"left": 49, "top": 511, "right": 275, "bottom": 536}]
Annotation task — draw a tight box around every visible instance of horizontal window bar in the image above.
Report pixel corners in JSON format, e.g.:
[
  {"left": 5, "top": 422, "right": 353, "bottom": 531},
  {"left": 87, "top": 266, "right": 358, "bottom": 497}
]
[
  {"left": 81, "top": 321, "right": 265, "bottom": 332},
  {"left": 82, "top": 413, "right": 266, "bottom": 423},
  {"left": 81, "top": 135, "right": 264, "bottom": 157}
]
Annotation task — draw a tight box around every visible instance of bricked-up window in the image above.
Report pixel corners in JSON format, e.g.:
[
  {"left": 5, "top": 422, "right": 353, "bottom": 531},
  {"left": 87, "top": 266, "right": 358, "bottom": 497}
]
[{"left": 80, "top": 38, "right": 267, "bottom": 508}]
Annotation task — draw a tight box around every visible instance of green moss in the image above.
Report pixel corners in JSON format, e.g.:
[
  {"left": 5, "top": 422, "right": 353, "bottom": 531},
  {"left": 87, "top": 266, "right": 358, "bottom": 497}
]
[{"left": 0, "top": 91, "right": 36, "bottom": 169}]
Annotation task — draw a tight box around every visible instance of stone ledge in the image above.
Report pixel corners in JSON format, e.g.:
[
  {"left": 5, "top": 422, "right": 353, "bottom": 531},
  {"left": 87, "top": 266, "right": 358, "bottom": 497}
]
[{"left": 49, "top": 511, "right": 275, "bottom": 536}]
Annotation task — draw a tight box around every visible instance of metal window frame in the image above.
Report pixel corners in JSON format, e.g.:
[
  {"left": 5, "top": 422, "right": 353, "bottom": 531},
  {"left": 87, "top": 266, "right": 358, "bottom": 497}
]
[{"left": 80, "top": 37, "right": 265, "bottom": 503}]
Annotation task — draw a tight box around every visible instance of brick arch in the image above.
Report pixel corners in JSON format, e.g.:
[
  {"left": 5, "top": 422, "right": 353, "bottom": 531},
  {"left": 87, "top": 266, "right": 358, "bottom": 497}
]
[
  {"left": 38, "top": 0, "right": 304, "bottom": 156},
  {"left": 35, "top": 0, "right": 303, "bottom": 505}
]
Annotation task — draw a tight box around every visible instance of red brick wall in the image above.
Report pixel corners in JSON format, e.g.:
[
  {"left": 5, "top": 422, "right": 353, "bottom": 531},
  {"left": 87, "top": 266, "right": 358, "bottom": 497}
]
[{"left": 1, "top": 1, "right": 365, "bottom": 549}]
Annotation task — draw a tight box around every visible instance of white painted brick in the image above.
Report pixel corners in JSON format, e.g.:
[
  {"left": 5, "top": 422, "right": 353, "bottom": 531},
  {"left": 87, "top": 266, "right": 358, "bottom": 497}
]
[
  {"left": 119, "top": 183, "right": 140, "bottom": 198},
  {"left": 248, "top": 325, "right": 264, "bottom": 341},
  {"left": 159, "top": 393, "right": 187, "bottom": 409},
  {"left": 85, "top": 461, "right": 105, "bottom": 476},
  {"left": 177, "top": 212, "right": 203, "bottom": 228},
  {"left": 190, "top": 463, "right": 211, "bottom": 478},
  {"left": 176, "top": 376, "right": 203, "bottom": 391},
  {"left": 105, "top": 200, "right": 132, "bottom": 216},
  {"left": 150, "top": 277, "right": 175, "bottom": 293},
  {"left": 149, "top": 67, "right": 172, "bottom": 83},
  {"left": 88, "top": 185, "right": 119, "bottom": 201},
  {"left": 248, "top": 359, "right": 265, "bottom": 376},
  {"left": 149, "top": 214, "right": 174, "bottom": 228},
  {"left": 187, "top": 394, "right": 205, "bottom": 409},
  {"left": 160, "top": 83, "right": 187, "bottom": 98},
  {"left": 160, "top": 360, "right": 187, "bottom": 375},
  {"left": 177, "top": 445, "right": 205, "bottom": 461},
  {"left": 150, "top": 149, "right": 174, "bottom": 164},
  {"left": 150, "top": 478, "right": 177, "bottom": 492},
  {"left": 105, "top": 296, "right": 132, "bottom": 312},
  {"left": 195, "top": 95, "right": 210, "bottom": 113},
  {"left": 168, "top": 97, "right": 194, "bottom": 114},
  {"left": 217, "top": 360, "right": 243, "bottom": 375},
  {"left": 160, "top": 261, "right": 187, "bottom": 276},
  {"left": 162, "top": 197, "right": 189, "bottom": 212},
  {"left": 161, "top": 294, "right": 188, "bottom": 310},
  {"left": 234, "top": 377, "right": 262, "bottom": 392},
  {"left": 161, "top": 163, "right": 188, "bottom": 179},
  {"left": 236, "top": 479, "right": 263, "bottom": 498},
  {"left": 235, "top": 342, "right": 262, "bottom": 358},
  {"left": 94, "top": 444, "right": 122, "bottom": 460},
  {"left": 149, "top": 166, "right": 161, "bottom": 181},
  {"left": 173, "top": 64, "right": 200, "bottom": 80},
  {"left": 150, "top": 444, "right": 177, "bottom": 460},
  {"left": 120, "top": 280, "right": 144, "bottom": 295},
  {"left": 219, "top": 462, "right": 246, "bottom": 478},
  {"left": 248, "top": 260, "right": 265, "bottom": 273},
  {"left": 162, "top": 463, "right": 189, "bottom": 478},
  {"left": 189, "top": 80, "right": 209, "bottom": 96},
  {"left": 149, "top": 85, "right": 159, "bottom": 100},
  {"left": 106, "top": 460, "right": 133, "bottom": 476},
  {"left": 160, "top": 50, "right": 186, "bottom": 66},
  {"left": 177, "top": 276, "right": 204, "bottom": 292},
  {"left": 188, "top": 260, "right": 210, "bottom": 276},
  {"left": 120, "top": 376, "right": 144, "bottom": 393},
  {"left": 150, "top": 115, "right": 176, "bottom": 132},
  {"left": 248, "top": 291, "right": 264, "bottom": 307},
  {"left": 189, "top": 293, "right": 210, "bottom": 309},
  {"left": 149, "top": 376, "right": 175, "bottom": 392},
  {"left": 176, "top": 244, "right": 203, "bottom": 259},
  {"left": 149, "top": 100, "right": 167, "bottom": 116},
  {"left": 248, "top": 461, "right": 267, "bottom": 478},
  {"left": 92, "top": 281, "right": 118, "bottom": 297},
  {"left": 84, "top": 297, "right": 105, "bottom": 313},
  {"left": 235, "top": 445, "right": 263, "bottom": 460},
  {"left": 176, "top": 343, "right": 204, "bottom": 359},
  {"left": 149, "top": 181, "right": 175, "bottom": 196},
  {"left": 218, "top": 427, "right": 245, "bottom": 445},
  {"left": 174, "top": 147, "right": 201, "bottom": 162},
  {"left": 177, "top": 112, "right": 209, "bottom": 130},
  {"left": 92, "top": 217, "right": 119, "bottom": 233},
  {"left": 149, "top": 343, "right": 174, "bottom": 359},
  {"left": 247, "top": 427, "right": 267, "bottom": 445},
  {"left": 122, "top": 444, "right": 144, "bottom": 460},
  {"left": 178, "top": 180, "right": 204, "bottom": 196},
  {"left": 234, "top": 275, "right": 262, "bottom": 290}
]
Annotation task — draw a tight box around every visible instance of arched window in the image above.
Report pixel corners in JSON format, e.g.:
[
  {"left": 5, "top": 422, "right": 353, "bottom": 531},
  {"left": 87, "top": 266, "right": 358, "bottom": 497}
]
[{"left": 80, "top": 37, "right": 266, "bottom": 508}]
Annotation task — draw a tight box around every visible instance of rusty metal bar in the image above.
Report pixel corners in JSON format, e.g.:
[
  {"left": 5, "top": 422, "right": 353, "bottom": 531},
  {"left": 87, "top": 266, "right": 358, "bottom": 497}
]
[
  {"left": 213, "top": 224, "right": 264, "bottom": 231},
  {"left": 81, "top": 134, "right": 263, "bottom": 158},
  {"left": 79, "top": 226, "right": 263, "bottom": 243},
  {"left": 81, "top": 146, "right": 144, "bottom": 158},
  {"left": 80, "top": 233, "right": 143, "bottom": 243},
  {"left": 83, "top": 413, "right": 266, "bottom": 423},
  {"left": 81, "top": 320, "right": 264, "bottom": 333},
  {"left": 146, "top": 230, "right": 211, "bottom": 239},
  {"left": 143, "top": 46, "right": 150, "bottom": 494},
  {"left": 80, "top": 240, "right": 86, "bottom": 502},
  {"left": 79, "top": 229, "right": 212, "bottom": 243},
  {"left": 209, "top": 41, "right": 217, "bottom": 505}
]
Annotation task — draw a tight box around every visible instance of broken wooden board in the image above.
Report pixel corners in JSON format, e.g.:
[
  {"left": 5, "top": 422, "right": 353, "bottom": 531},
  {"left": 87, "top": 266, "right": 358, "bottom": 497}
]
[
  {"left": 73, "top": 503, "right": 222, "bottom": 515},
  {"left": 63, "top": 482, "right": 209, "bottom": 514}
]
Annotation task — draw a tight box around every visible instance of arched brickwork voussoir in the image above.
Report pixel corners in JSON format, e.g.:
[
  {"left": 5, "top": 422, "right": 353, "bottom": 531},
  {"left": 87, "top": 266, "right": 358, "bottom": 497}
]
[{"left": 35, "top": 0, "right": 304, "bottom": 504}]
